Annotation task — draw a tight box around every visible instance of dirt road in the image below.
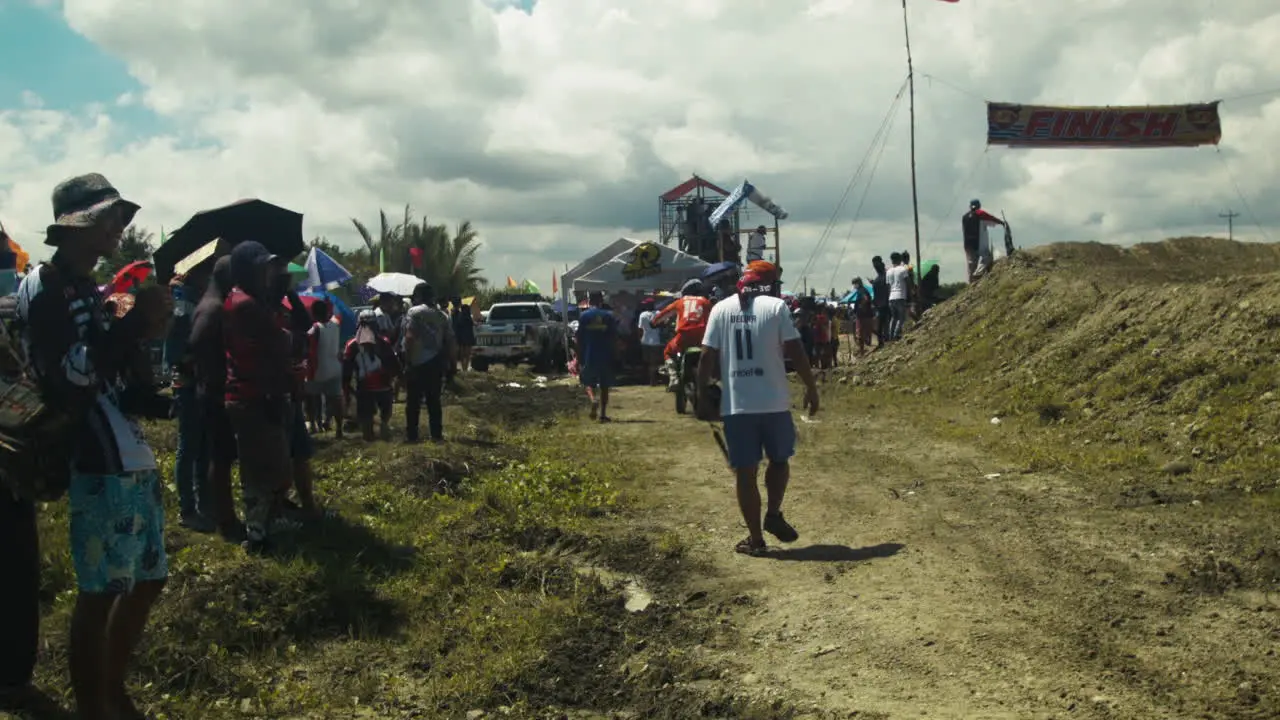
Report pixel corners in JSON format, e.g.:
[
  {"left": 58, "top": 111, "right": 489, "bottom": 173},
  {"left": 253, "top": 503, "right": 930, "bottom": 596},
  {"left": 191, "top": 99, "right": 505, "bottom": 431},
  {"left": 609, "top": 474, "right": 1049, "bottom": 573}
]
[{"left": 576, "top": 383, "right": 1279, "bottom": 720}]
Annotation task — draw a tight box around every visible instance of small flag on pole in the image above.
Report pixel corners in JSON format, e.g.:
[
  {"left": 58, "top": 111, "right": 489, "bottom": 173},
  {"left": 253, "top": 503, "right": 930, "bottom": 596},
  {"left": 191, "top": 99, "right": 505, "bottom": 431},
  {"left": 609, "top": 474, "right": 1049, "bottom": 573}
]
[
  {"left": 379, "top": 246, "right": 386, "bottom": 273},
  {"left": 552, "top": 271, "right": 558, "bottom": 294},
  {"left": 506, "top": 276, "right": 517, "bottom": 289}
]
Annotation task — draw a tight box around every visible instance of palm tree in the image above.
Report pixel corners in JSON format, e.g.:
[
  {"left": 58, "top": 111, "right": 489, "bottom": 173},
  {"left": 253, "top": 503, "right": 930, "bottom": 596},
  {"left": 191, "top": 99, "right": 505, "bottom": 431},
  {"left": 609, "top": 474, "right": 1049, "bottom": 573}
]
[
  {"left": 96, "top": 226, "right": 155, "bottom": 282},
  {"left": 405, "top": 218, "right": 486, "bottom": 299},
  {"left": 350, "top": 207, "right": 408, "bottom": 269},
  {"left": 352, "top": 207, "right": 488, "bottom": 298}
]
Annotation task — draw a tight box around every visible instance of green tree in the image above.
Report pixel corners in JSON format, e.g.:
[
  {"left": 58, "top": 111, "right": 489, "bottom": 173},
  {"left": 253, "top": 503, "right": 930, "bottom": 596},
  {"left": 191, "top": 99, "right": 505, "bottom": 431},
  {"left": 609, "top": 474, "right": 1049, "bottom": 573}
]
[
  {"left": 350, "top": 207, "right": 488, "bottom": 299},
  {"left": 97, "top": 226, "right": 155, "bottom": 285},
  {"left": 404, "top": 218, "right": 486, "bottom": 300},
  {"left": 350, "top": 207, "right": 408, "bottom": 269}
]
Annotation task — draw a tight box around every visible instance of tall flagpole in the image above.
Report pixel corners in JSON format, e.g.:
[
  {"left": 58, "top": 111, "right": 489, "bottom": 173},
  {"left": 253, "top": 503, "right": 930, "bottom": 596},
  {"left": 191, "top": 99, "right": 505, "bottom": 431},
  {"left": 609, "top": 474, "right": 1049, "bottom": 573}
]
[{"left": 902, "top": 0, "right": 923, "bottom": 282}]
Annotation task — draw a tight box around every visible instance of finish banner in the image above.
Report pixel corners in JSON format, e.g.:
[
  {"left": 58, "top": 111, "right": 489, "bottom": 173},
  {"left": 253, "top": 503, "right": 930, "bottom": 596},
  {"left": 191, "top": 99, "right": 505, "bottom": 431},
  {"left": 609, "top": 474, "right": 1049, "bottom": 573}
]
[{"left": 987, "top": 101, "right": 1222, "bottom": 148}]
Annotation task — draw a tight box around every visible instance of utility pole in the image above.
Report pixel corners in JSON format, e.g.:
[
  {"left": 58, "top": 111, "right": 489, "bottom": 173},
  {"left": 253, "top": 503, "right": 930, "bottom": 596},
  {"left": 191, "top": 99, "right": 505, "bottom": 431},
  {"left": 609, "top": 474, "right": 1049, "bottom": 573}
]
[
  {"left": 1220, "top": 209, "right": 1240, "bottom": 241},
  {"left": 901, "top": 0, "right": 922, "bottom": 284}
]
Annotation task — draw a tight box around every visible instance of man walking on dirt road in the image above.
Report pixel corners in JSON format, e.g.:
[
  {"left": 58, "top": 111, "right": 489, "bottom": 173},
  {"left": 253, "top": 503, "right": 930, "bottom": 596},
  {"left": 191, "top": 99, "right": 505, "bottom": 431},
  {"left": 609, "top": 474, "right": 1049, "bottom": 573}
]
[
  {"left": 698, "top": 261, "right": 819, "bottom": 556},
  {"left": 577, "top": 291, "right": 618, "bottom": 422}
]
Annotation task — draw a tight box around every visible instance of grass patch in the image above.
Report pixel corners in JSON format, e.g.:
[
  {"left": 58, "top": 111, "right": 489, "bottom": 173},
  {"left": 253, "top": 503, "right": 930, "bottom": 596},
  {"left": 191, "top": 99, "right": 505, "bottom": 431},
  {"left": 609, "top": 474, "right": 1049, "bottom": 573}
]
[{"left": 26, "top": 372, "right": 791, "bottom": 719}]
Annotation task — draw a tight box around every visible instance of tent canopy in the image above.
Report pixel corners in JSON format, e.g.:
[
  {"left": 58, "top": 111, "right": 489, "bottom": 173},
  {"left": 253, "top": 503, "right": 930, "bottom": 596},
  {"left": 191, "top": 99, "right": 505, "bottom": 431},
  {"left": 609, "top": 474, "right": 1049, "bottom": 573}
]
[{"left": 564, "top": 238, "right": 710, "bottom": 294}]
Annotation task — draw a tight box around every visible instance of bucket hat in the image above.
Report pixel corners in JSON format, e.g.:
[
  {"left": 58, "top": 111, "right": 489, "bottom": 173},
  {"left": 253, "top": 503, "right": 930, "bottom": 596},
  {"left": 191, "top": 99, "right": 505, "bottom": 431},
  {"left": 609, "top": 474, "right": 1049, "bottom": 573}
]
[{"left": 45, "top": 173, "right": 140, "bottom": 246}]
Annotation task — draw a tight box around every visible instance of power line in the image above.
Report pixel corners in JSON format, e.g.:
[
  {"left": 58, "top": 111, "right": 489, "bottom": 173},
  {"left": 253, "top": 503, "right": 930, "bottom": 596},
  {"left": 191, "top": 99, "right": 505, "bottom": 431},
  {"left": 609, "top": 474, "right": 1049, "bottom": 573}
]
[
  {"left": 1214, "top": 148, "right": 1272, "bottom": 242},
  {"left": 916, "top": 72, "right": 1280, "bottom": 107},
  {"left": 826, "top": 95, "right": 904, "bottom": 290},
  {"left": 1219, "top": 86, "right": 1280, "bottom": 103},
  {"left": 798, "top": 76, "right": 909, "bottom": 283},
  {"left": 1218, "top": 209, "right": 1239, "bottom": 241},
  {"left": 917, "top": 72, "right": 988, "bottom": 104}
]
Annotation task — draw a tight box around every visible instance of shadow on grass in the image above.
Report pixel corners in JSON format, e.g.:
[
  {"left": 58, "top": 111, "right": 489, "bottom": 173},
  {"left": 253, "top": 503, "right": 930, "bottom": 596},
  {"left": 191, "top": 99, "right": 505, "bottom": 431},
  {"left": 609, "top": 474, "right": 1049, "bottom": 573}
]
[
  {"left": 763, "top": 542, "right": 904, "bottom": 563},
  {"left": 277, "top": 512, "right": 418, "bottom": 579},
  {"left": 452, "top": 383, "right": 583, "bottom": 430},
  {"left": 153, "top": 512, "right": 412, "bottom": 669},
  {"left": 0, "top": 688, "right": 75, "bottom": 720}
]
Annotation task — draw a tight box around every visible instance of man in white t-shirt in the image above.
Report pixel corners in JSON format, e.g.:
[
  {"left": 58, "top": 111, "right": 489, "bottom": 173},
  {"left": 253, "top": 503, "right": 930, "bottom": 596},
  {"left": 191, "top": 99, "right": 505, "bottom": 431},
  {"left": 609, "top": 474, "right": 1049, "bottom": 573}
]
[
  {"left": 885, "top": 252, "right": 910, "bottom": 340},
  {"left": 698, "top": 261, "right": 819, "bottom": 556},
  {"left": 636, "top": 298, "right": 663, "bottom": 386},
  {"left": 305, "top": 299, "right": 344, "bottom": 437},
  {"left": 746, "top": 225, "right": 768, "bottom": 263}
]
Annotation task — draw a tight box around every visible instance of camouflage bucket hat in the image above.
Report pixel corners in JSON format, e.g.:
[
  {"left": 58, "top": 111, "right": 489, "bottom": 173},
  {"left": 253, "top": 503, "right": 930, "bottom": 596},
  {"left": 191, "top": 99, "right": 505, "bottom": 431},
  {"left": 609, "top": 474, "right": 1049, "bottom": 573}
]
[{"left": 45, "top": 173, "right": 140, "bottom": 246}]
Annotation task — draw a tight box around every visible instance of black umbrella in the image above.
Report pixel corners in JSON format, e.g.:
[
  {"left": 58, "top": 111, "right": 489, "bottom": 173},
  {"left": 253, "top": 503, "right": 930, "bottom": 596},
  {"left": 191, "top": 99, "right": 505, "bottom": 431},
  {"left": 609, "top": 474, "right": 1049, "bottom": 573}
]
[{"left": 153, "top": 199, "right": 304, "bottom": 282}]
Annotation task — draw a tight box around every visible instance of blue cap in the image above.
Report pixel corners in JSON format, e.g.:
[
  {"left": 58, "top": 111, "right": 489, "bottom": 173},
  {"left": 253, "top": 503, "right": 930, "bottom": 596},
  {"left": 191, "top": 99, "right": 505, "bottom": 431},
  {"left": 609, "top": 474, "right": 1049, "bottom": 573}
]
[
  {"left": 970, "top": 199, "right": 981, "bottom": 208},
  {"left": 228, "top": 241, "right": 279, "bottom": 290}
]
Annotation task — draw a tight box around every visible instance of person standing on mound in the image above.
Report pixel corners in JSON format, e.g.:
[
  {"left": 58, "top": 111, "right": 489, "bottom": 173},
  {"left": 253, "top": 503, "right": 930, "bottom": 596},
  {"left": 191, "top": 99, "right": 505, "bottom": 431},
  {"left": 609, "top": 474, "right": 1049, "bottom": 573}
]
[{"left": 698, "top": 261, "right": 819, "bottom": 556}]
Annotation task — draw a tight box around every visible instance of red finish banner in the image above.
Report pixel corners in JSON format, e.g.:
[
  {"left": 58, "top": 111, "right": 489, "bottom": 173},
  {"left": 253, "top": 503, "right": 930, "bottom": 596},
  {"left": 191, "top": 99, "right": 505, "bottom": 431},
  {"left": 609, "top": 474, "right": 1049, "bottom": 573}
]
[{"left": 987, "top": 101, "right": 1222, "bottom": 148}]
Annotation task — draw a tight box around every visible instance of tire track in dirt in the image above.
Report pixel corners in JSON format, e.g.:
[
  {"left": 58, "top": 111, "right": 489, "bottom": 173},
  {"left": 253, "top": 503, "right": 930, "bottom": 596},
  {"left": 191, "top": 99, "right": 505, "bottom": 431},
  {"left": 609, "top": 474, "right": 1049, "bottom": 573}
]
[{"left": 584, "top": 385, "right": 1277, "bottom": 719}]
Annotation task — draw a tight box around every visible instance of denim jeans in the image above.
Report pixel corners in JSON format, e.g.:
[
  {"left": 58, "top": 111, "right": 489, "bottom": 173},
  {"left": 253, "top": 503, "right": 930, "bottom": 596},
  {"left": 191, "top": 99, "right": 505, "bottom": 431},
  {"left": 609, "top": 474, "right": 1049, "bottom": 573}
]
[
  {"left": 889, "top": 299, "right": 909, "bottom": 340},
  {"left": 174, "top": 384, "right": 212, "bottom": 518}
]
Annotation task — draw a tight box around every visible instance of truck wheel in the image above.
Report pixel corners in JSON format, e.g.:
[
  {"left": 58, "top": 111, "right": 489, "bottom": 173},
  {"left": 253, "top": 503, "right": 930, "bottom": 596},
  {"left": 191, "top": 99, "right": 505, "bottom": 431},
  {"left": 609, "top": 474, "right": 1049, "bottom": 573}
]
[
  {"left": 471, "top": 358, "right": 490, "bottom": 372},
  {"left": 553, "top": 343, "right": 568, "bottom": 373}
]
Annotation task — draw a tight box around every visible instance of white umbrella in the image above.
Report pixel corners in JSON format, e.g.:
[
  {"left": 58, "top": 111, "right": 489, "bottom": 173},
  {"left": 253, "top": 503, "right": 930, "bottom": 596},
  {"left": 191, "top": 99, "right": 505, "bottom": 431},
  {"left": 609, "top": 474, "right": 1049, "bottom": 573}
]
[{"left": 365, "top": 272, "right": 425, "bottom": 297}]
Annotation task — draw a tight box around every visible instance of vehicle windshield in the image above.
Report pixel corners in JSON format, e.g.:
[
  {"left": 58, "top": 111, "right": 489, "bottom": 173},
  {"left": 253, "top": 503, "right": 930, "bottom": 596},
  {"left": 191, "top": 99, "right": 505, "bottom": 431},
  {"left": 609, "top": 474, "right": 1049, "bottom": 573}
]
[{"left": 488, "top": 305, "right": 542, "bottom": 322}]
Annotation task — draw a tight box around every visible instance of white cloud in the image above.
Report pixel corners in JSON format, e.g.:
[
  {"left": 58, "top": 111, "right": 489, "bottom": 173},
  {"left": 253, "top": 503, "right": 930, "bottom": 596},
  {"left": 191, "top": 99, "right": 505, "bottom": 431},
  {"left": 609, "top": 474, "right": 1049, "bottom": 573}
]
[{"left": 0, "top": 0, "right": 1277, "bottom": 290}]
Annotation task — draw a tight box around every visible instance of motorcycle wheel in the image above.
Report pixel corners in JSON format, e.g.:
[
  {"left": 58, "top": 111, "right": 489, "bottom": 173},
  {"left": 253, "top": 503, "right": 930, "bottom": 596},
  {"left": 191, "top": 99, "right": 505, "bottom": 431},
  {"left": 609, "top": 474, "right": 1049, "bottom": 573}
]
[{"left": 674, "top": 372, "right": 687, "bottom": 414}]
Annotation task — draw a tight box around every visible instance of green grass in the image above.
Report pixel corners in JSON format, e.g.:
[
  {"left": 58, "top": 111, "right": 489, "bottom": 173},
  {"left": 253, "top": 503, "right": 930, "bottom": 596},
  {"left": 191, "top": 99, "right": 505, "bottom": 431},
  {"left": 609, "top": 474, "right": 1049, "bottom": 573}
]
[{"left": 25, "top": 373, "right": 793, "bottom": 719}]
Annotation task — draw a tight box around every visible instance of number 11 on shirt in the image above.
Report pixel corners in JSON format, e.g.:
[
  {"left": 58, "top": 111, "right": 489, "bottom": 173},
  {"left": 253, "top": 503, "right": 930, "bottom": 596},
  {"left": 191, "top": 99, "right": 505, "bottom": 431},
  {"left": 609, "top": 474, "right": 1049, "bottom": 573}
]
[{"left": 734, "top": 328, "right": 754, "bottom": 361}]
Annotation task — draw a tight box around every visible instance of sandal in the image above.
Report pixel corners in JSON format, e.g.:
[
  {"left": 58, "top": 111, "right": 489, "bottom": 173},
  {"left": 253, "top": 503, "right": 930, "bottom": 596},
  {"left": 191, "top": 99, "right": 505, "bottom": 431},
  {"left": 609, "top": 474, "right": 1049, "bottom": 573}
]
[
  {"left": 763, "top": 512, "right": 799, "bottom": 543},
  {"left": 735, "top": 537, "right": 767, "bottom": 556}
]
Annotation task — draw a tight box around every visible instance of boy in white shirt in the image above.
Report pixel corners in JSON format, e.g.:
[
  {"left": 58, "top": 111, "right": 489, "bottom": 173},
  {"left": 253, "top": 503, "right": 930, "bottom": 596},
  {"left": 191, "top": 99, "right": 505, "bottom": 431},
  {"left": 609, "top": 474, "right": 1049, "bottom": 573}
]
[
  {"left": 698, "top": 261, "right": 819, "bottom": 556},
  {"left": 886, "top": 252, "right": 910, "bottom": 340}
]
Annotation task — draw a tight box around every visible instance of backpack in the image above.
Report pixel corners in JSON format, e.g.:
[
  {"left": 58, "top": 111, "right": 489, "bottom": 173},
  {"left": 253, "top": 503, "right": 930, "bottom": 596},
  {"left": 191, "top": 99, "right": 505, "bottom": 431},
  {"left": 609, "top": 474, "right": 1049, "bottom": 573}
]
[{"left": 0, "top": 288, "right": 75, "bottom": 501}]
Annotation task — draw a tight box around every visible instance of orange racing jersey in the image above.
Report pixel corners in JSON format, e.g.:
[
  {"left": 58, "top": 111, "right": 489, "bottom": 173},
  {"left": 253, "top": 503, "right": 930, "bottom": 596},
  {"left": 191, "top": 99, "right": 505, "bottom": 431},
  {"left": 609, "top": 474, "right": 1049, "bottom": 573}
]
[{"left": 654, "top": 295, "right": 712, "bottom": 334}]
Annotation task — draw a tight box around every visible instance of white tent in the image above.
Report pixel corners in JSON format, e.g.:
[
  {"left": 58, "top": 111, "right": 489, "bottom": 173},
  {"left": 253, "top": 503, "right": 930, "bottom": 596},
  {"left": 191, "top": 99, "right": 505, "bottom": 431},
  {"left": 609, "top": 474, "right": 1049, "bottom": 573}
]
[
  {"left": 559, "top": 238, "right": 710, "bottom": 354},
  {"left": 560, "top": 238, "right": 710, "bottom": 306}
]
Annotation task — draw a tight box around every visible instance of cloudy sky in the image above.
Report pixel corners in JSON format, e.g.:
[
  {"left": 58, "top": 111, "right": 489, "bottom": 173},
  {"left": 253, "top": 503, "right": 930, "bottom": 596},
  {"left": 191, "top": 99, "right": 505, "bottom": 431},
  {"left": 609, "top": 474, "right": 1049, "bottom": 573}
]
[{"left": 1, "top": 0, "right": 1277, "bottom": 290}]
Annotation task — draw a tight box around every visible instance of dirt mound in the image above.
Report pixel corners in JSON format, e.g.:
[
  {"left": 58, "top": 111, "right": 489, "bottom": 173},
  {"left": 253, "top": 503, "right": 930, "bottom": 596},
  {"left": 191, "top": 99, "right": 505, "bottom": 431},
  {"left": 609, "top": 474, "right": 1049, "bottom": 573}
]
[
  {"left": 1031, "top": 236, "right": 1280, "bottom": 283},
  {"left": 860, "top": 236, "right": 1280, "bottom": 487}
]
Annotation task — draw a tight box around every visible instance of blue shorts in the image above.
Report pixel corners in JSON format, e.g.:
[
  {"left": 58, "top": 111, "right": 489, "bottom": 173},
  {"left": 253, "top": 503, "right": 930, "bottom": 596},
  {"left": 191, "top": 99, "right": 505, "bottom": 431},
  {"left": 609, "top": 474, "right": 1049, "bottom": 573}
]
[
  {"left": 291, "top": 402, "right": 314, "bottom": 460},
  {"left": 69, "top": 469, "right": 168, "bottom": 594},
  {"left": 579, "top": 362, "right": 615, "bottom": 389},
  {"left": 722, "top": 412, "right": 796, "bottom": 469}
]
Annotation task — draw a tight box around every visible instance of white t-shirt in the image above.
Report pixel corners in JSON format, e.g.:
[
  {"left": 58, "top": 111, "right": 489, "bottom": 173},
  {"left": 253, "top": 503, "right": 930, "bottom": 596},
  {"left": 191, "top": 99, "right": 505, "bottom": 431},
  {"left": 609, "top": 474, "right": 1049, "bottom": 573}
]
[
  {"left": 309, "top": 320, "right": 342, "bottom": 382},
  {"left": 637, "top": 310, "right": 662, "bottom": 346},
  {"left": 702, "top": 294, "right": 800, "bottom": 417},
  {"left": 887, "top": 265, "right": 909, "bottom": 301},
  {"left": 747, "top": 231, "right": 767, "bottom": 261}
]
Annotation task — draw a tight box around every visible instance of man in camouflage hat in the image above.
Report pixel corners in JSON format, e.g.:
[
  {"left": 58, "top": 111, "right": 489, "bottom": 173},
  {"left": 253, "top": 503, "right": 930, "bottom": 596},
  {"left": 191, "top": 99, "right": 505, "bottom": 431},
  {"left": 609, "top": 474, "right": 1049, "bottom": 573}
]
[{"left": 14, "top": 173, "right": 172, "bottom": 720}]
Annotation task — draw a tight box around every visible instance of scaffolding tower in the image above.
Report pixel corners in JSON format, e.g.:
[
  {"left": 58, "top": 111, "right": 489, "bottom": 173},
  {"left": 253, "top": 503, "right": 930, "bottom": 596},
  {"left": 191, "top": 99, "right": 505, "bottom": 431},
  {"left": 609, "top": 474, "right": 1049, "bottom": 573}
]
[{"left": 657, "top": 175, "right": 783, "bottom": 266}]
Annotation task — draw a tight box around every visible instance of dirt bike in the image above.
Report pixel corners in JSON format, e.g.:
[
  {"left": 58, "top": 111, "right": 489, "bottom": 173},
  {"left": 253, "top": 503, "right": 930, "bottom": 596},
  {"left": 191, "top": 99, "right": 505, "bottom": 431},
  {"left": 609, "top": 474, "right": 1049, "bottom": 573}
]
[{"left": 673, "top": 346, "right": 701, "bottom": 415}]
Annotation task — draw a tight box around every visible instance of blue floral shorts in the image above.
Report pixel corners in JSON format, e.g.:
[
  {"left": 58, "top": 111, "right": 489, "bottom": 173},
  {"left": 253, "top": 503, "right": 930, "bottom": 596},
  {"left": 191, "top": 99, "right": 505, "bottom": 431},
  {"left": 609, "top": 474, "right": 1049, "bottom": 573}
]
[{"left": 68, "top": 469, "right": 168, "bottom": 594}]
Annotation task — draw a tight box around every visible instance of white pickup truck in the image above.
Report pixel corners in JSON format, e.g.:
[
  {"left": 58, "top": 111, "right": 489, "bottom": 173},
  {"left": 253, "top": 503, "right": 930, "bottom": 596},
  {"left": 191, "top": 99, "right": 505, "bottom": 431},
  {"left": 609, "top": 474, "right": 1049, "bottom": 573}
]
[{"left": 471, "top": 301, "right": 568, "bottom": 372}]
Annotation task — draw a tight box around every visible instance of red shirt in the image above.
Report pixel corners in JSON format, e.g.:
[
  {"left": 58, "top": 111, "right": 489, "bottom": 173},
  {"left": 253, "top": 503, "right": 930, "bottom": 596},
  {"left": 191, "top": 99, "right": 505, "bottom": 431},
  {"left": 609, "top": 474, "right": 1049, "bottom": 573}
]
[
  {"left": 812, "top": 314, "right": 831, "bottom": 344},
  {"left": 223, "top": 290, "right": 293, "bottom": 403}
]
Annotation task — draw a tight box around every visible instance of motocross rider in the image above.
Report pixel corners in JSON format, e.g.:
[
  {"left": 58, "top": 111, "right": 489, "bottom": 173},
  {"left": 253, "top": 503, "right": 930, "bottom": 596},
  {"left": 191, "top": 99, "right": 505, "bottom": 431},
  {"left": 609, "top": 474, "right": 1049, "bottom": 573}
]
[{"left": 653, "top": 278, "right": 713, "bottom": 388}]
